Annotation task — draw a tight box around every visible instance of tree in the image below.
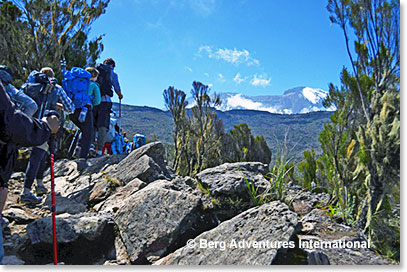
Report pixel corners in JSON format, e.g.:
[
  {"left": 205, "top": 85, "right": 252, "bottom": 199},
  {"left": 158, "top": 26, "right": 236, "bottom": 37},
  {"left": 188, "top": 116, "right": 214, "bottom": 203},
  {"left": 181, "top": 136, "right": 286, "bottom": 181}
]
[
  {"left": 0, "top": 0, "right": 109, "bottom": 84},
  {"left": 323, "top": 0, "right": 400, "bottom": 259},
  {"left": 164, "top": 82, "right": 272, "bottom": 177},
  {"left": 163, "top": 86, "right": 188, "bottom": 173},
  {"left": 222, "top": 123, "right": 271, "bottom": 166}
]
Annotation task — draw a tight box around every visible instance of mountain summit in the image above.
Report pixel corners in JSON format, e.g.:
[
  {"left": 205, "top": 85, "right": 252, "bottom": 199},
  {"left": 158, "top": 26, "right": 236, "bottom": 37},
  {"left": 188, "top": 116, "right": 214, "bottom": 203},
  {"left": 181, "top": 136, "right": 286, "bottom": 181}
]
[{"left": 188, "top": 87, "right": 336, "bottom": 114}]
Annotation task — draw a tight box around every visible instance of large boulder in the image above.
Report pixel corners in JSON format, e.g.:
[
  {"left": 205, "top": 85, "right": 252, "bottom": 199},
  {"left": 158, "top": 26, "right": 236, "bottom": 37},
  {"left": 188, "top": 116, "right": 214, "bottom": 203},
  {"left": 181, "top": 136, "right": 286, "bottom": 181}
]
[
  {"left": 298, "top": 209, "right": 395, "bottom": 265},
  {"left": 93, "top": 178, "right": 147, "bottom": 213},
  {"left": 20, "top": 212, "right": 115, "bottom": 264},
  {"left": 104, "top": 142, "right": 174, "bottom": 185},
  {"left": 196, "top": 162, "right": 269, "bottom": 201},
  {"left": 154, "top": 201, "right": 300, "bottom": 265},
  {"left": 114, "top": 180, "right": 206, "bottom": 264}
]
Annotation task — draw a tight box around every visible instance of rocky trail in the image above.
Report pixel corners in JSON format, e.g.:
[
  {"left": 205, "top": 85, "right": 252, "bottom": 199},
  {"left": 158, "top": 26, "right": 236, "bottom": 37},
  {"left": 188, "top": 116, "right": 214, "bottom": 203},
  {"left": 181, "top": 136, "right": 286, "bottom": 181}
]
[{"left": 1, "top": 142, "right": 394, "bottom": 265}]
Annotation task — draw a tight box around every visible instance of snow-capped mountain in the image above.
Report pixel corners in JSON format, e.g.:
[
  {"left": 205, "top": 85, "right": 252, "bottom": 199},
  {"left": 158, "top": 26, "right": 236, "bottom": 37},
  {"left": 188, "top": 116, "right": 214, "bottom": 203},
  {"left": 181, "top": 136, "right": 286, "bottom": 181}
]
[{"left": 187, "top": 87, "right": 336, "bottom": 114}]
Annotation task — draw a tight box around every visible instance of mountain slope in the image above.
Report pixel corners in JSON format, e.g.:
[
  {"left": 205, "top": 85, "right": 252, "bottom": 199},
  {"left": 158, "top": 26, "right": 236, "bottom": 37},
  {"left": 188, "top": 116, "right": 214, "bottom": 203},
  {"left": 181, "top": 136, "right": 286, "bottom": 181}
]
[{"left": 113, "top": 103, "right": 333, "bottom": 161}]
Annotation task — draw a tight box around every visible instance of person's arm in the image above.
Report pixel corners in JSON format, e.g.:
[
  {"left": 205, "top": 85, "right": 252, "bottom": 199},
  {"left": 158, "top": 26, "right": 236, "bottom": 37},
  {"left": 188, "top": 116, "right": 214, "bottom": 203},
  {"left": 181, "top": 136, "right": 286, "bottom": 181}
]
[
  {"left": 111, "top": 70, "right": 123, "bottom": 99},
  {"left": 0, "top": 83, "right": 51, "bottom": 147},
  {"left": 92, "top": 82, "right": 101, "bottom": 106},
  {"left": 8, "top": 85, "right": 38, "bottom": 117},
  {"left": 55, "top": 85, "right": 75, "bottom": 113}
]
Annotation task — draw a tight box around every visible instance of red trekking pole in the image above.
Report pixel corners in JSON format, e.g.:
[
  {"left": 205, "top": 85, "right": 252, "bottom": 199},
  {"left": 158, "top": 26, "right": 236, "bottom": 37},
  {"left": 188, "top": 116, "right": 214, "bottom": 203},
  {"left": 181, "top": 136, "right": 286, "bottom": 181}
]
[{"left": 50, "top": 154, "right": 58, "bottom": 265}]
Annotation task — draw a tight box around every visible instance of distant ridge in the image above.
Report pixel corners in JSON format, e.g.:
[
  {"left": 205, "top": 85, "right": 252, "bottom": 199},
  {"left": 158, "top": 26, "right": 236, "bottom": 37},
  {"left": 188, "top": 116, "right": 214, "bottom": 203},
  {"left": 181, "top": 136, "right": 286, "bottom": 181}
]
[{"left": 187, "top": 86, "right": 336, "bottom": 114}]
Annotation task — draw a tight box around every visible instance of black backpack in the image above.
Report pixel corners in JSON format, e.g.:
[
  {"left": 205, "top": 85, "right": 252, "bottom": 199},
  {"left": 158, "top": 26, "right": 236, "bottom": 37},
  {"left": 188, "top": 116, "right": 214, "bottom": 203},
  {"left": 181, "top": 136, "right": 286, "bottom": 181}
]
[
  {"left": 22, "top": 71, "right": 49, "bottom": 99},
  {"left": 95, "top": 63, "right": 113, "bottom": 97}
]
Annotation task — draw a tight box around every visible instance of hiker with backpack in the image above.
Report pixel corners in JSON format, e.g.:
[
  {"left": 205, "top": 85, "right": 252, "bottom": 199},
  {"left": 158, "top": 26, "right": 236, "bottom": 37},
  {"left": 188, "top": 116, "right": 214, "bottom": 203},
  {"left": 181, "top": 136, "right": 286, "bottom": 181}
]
[
  {"left": 0, "top": 81, "right": 59, "bottom": 263},
  {"left": 94, "top": 58, "right": 123, "bottom": 157},
  {"left": 85, "top": 67, "right": 102, "bottom": 156},
  {"left": 0, "top": 65, "right": 38, "bottom": 117},
  {"left": 20, "top": 67, "right": 75, "bottom": 204}
]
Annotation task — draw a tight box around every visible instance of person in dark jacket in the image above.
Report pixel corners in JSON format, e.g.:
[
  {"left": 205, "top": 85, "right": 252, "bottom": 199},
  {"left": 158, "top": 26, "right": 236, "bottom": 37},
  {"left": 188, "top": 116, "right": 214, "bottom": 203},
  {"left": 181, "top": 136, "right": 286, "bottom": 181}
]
[{"left": 0, "top": 81, "right": 59, "bottom": 263}]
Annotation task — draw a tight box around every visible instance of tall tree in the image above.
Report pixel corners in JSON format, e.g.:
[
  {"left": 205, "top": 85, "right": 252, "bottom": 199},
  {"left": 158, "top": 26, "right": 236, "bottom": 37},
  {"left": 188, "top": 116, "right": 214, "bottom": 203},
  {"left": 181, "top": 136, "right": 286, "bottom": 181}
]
[
  {"left": 324, "top": 0, "right": 400, "bottom": 259},
  {"left": 0, "top": 0, "right": 109, "bottom": 83}
]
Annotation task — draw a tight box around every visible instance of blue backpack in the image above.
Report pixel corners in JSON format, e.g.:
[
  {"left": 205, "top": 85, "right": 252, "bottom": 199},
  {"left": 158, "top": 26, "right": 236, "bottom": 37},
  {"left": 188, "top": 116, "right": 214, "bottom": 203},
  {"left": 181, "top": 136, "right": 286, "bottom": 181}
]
[
  {"left": 132, "top": 134, "right": 146, "bottom": 150},
  {"left": 62, "top": 67, "right": 92, "bottom": 109}
]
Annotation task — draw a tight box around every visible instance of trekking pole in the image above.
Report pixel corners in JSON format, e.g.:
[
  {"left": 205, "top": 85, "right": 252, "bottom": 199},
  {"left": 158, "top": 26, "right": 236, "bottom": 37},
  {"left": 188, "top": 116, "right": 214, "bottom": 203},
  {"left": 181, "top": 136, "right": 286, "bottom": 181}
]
[
  {"left": 67, "top": 129, "right": 80, "bottom": 157},
  {"left": 119, "top": 98, "right": 122, "bottom": 133},
  {"left": 50, "top": 153, "right": 58, "bottom": 265}
]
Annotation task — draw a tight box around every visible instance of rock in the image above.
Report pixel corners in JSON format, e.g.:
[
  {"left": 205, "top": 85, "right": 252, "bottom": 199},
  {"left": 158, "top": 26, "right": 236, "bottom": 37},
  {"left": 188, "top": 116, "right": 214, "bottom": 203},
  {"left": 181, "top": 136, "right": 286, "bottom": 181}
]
[
  {"left": 93, "top": 178, "right": 146, "bottom": 213},
  {"left": 298, "top": 209, "right": 395, "bottom": 265},
  {"left": 10, "top": 172, "right": 25, "bottom": 180},
  {"left": 3, "top": 207, "right": 37, "bottom": 224},
  {"left": 42, "top": 195, "right": 87, "bottom": 215},
  {"left": 21, "top": 212, "right": 115, "bottom": 264},
  {"left": 104, "top": 142, "right": 173, "bottom": 185},
  {"left": 114, "top": 236, "right": 131, "bottom": 265},
  {"left": 284, "top": 182, "right": 330, "bottom": 215},
  {"left": 196, "top": 162, "right": 269, "bottom": 202},
  {"left": 154, "top": 201, "right": 299, "bottom": 265},
  {"left": 307, "top": 250, "right": 330, "bottom": 265},
  {"left": 114, "top": 180, "right": 204, "bottom": 264},
  {"left": 1, "top": 255, "right": 25, "bottom": 265}
]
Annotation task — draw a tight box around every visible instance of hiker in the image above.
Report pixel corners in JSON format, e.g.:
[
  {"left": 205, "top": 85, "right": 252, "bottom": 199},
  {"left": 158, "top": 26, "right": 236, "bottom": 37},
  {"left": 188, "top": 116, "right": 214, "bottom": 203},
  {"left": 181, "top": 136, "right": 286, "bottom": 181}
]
[
  {"left": 111, "top": 124, "right": 125, "bottom": 155},
  {"left": 0, "top": 65, "right": 38, "bottom": 117},
  {"left": 94, "top": 58, "right": 123, "bottom": 157},
  {"left": 85, "top": 67, "right": 101, "bottom": 156},
  {"left": 101, "top": 112, "right": 117, "bottom": 155},
  {"left": 21, "top": 67, "right": 75, "bottom": 204},
  {"left": 61, "top": 66, "right": 96, "bottom": 170},
  {"left": 0, "top": 81, "right": 59, "bottom": 263}
]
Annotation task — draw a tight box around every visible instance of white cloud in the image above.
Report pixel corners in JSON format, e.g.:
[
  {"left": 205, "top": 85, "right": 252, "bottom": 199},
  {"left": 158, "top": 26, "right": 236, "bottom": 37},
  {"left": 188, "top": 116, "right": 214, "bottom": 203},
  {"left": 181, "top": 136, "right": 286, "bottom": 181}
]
[
  {"left": 227, "top": 94, "right": 262, "bottom": 109},
  {"left": 198, "top": 46, "right": 259, "bottom": 66},
  {"left": 250, "top": 74, "right": 271, "bottom": 87},
  {"left": 218, "top": 73, "right": 226, "bottom": 82},
  {"left": 204, "top": 73, "right": 209, "bottom": 77},
  {"left": 208, "top": 83, "right": 213, "bottom": 88},
  {"left": 185, "top": 66, "right": 193, "bottom": 72},
  {"left": 224, "top": 94, "right": 281, "bottom": 113},
  {"left": 233, "top": 73, "right": 246, "bottom": 84},
  {"left": 189, "top": 0, "right": 217, "bottom": 17}
]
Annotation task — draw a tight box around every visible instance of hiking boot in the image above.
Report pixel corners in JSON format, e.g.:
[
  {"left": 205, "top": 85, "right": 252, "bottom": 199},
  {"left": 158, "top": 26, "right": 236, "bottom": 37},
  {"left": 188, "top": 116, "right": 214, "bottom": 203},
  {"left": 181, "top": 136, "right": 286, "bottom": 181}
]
[
  {"left": 35, "top": 184, "right": 48, "bottom": 196},
  {"left": 76, "top": 159, "right": 88, "bottom": 171},
  {"left": 20, "top": 191, "right": 42, "bottom": 205}
]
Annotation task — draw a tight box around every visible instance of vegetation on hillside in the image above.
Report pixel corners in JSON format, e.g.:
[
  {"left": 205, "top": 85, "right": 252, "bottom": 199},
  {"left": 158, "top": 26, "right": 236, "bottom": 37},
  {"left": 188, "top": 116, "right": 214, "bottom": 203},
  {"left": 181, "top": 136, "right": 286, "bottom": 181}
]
[
  {"left": 163, "top": 82, "right": 272, "bottom": 177},
  {"left": 298, "top": 0, "right": 400, "bottom": 261}
]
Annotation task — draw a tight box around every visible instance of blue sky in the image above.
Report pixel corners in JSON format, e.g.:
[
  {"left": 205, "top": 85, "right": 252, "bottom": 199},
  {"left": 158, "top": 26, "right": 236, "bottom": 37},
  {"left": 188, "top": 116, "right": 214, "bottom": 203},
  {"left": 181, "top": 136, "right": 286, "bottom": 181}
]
[{"left": 90, "top": 0, "right": 353, "bottom": 109}]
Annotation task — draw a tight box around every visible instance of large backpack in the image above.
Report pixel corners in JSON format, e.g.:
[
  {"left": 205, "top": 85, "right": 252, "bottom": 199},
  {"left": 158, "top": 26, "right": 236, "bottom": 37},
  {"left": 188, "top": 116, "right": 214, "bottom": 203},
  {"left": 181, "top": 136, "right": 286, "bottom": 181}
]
[
  {"left": 132, "top": 134, "right": 146, "bottom": 150},
  {"left": 95, "top": 63, "right": 113, "bottom": 97},
  {"left": 62, "top": 67, "right": 92, "bottom": 109},
  {"left": 22, "top": 70, "right": 58, "bottom": 117}
]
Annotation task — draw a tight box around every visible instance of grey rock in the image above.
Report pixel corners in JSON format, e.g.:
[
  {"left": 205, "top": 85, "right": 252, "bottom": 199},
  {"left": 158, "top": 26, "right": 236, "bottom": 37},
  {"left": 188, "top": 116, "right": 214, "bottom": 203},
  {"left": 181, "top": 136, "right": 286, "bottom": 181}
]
[
  {"left": 298, "top": 209, "right": 395, "bottom": 265},
  {"left": 1, "top": 255, "right": 25, "bottom": 265},
  {"left": 3, "top": 207, "right": 37, "bottom": 224},
  {"left": 10, "top": 172, "right": 25, "bottom": 180},
  {"left": 94, "top": 178, "right": 146, "bottom": 213},
  {"left": 21, "top": 212, "right": 115, "bottom": 264},
  {"left": 114, "top": 180, "right": 203, "bottom": 264},
  {"left": 154, "top": 201, "right": 299, "bottom": 265},
  {"left": 196, "top": 162, "right": 269, "bottom": 201},
  {"left": 105, "top": 143, "right": 173, "bottom": 185},
  {"left": 307, "top": 250, "right": 330, "bottom": 265},
  {"left": 42, "top": 195, "right": 87, "bottom": 215}
]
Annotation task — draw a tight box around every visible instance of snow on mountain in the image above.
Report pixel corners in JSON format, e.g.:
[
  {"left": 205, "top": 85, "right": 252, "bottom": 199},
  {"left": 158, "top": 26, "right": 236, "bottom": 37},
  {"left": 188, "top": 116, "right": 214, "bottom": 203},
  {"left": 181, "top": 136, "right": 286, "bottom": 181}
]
[{"left": 186, "top": 86, "right": 336, "bottom": 114}]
